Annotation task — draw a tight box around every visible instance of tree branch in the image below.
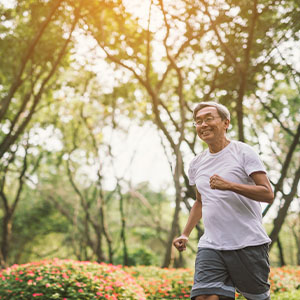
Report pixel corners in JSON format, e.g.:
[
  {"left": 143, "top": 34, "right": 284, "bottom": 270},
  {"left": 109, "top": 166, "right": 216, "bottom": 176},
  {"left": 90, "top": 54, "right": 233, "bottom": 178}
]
[
  {"left": 0, "top": 0, "right": 65, "bottom": 122},
  {"left": 0, "top": 10, "right": 79, "bottom": 159}
]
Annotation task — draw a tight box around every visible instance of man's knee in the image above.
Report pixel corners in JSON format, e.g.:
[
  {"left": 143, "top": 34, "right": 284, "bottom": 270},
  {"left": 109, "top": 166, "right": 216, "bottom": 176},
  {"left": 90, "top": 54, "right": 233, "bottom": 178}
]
[{"left": 195, "top": 295, "right": 219, "bottom": 300}]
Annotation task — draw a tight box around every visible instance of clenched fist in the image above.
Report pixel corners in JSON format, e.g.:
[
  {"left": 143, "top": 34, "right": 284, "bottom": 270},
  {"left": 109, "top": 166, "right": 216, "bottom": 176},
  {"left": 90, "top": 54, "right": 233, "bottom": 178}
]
[
  {"left": 210, "top": 174, "right": 231, "bottom": 190},
  {"left": 173, "top": 235, "right": 189, "bottom": 252}
]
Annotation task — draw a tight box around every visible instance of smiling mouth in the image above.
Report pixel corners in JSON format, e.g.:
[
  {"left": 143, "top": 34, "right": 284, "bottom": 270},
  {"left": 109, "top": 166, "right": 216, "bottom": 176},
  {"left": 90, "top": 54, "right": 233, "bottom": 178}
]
[{"left": 201, "top": 130, "right": 212, "bottom": 136}]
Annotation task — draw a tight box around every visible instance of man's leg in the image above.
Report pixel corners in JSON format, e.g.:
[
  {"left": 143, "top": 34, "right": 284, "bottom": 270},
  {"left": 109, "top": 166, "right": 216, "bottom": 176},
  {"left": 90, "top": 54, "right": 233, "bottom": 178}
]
[
  {"left": 190, "top": 248, "right": 235, "bottom": 300},
  {"left": 195, "top": 295, "right": 234, "bottom": 300},
  {"left": 223, "top": 244, "right": 270, "bottom": 300},
  {"left": 195, "top": 295, "right": 219, "bottom": 300}
]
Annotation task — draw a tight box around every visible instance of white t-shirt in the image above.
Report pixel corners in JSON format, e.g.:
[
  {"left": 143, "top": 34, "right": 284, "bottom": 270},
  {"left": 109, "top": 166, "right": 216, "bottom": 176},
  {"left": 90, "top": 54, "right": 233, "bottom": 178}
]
[{"left": 188, "top": 140, "right": 271, "bottom": 250}]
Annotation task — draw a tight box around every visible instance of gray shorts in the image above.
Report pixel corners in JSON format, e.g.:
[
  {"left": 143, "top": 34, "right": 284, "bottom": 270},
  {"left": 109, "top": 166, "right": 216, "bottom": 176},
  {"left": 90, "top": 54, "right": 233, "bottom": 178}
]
[{"left": 191, "top": 244, "right": 270, "bottom": 300}]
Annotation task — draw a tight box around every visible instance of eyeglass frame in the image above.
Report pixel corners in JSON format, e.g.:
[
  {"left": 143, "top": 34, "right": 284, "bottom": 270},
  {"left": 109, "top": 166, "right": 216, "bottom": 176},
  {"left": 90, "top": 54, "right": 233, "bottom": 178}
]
[{"left": 193, "top": 115, "right": 222, "bottom": 127}]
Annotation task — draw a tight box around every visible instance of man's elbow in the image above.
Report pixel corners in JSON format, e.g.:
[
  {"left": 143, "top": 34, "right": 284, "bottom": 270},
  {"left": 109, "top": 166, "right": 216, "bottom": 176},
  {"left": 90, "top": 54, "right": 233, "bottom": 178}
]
[{"left": 266, "top": 191, "right": 274, "bottom": 204}]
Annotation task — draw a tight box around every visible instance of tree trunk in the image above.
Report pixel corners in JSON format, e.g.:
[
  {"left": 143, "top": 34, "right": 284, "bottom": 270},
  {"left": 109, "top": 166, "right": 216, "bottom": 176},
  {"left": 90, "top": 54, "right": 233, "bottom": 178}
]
[
  {"left": 0, "top": 210, "right": 13, "bottom": 268},
  {"left": 277, "top": 237, "right": 285, "bottom": 266},
  {"left": 269, "top": 166, "right": 300, "bottom": 249},
  {"left": 119, "top": 187, "right": 129, "bottom": 266},
  {"left": 236, "top": 79, "right": 245, "bottom": 142},
  {"left": 98, "top": 198, "right": 113, "bottom": 263},
  {"left": 263, "top": 123, "right": 300, "bottom": 217},
  {"left": 162, "top": 152, "right": 183, "bottom": 268}
]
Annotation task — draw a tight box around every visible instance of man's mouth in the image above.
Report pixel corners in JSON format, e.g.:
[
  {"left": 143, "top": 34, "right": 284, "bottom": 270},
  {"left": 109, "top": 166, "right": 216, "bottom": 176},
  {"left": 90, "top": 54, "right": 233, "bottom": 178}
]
[{"left": 201, "top": 130, "right": 212, "bottom": 136}]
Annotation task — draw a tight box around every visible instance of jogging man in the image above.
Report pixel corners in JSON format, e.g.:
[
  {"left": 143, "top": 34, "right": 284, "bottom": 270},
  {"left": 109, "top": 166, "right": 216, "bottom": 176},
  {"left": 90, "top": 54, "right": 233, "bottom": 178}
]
[{"left": 173, "top": 102, "right": 274, "bottom": 300}]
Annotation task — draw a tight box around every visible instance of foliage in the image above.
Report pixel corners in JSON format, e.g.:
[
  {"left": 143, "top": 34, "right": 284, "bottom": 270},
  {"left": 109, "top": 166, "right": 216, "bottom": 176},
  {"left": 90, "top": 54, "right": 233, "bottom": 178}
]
[
  {"left": 269, "top": 266, "right": 300, "bottom": 293},
  {"left": 9, "top": 196, "right": 70, "bottom": 263},
  {"left": 237, "top": 290, "right": 300, "bottom": 300},
  {"left": 1, "top": 260, "right": 300, "bottom": 299},
  {"left": 125, "top": 265, "right": 193, "bottom": 299},
  {"left": 115, "top": 247, "right": 159, "bottom": 267},
  {"left": 271, "top": 290, "right": 300, "bottom": 300},
  {"left": 0, "top": 259, "right": 146, "bottom": 300},
  {"left": 0, "top": 0, "right": 299, "bottom": 272}
]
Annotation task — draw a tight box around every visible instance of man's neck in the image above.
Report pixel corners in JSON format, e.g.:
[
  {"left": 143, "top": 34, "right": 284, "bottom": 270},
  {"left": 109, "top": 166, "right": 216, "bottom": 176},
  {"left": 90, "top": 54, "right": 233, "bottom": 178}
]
[{"left": 208, "top": 138, "right": 230, "bottom": 153}]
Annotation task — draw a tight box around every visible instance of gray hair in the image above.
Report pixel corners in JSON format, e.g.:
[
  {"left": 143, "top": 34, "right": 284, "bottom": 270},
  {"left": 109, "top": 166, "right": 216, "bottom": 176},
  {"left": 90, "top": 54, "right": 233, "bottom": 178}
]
[{"left": 193, "top": 101, "right": 231, "bottom": 121}]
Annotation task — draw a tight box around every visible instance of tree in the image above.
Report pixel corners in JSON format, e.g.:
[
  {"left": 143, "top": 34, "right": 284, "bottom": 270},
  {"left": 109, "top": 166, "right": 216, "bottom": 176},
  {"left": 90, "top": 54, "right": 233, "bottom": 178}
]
[
  {"left": 81, "top": 0, "right": 300, "bottom": 266},
  {"left": 1, "top": 0, "right": 299, "bottom": 268},
  {"left": 0, "top": 0, "right": 80, "bottom": 267},
  {"left": 0, "top": 0, "right": 80, "bottom": 158}
]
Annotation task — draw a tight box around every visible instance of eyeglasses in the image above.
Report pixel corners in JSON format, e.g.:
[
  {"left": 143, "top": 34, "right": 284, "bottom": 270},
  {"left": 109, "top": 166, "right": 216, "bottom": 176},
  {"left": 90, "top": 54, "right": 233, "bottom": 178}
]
[{"left": 193, "top": 116, "right": 221, "bottom": 127}]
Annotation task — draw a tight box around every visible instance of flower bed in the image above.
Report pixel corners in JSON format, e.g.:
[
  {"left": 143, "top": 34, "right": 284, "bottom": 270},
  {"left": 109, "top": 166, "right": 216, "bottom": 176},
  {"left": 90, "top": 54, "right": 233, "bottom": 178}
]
[
  {"left": 125, "top": 265, "right": 193, "bottom": 299},
  {"left": 269, "top": 266, "right": 300, "bottom": 293},
  {"left": 0, "top": 259, "right": 299, "bottom": 300},
  {"left": 0, "top": 259, "right": 146, "bottom": 300}
]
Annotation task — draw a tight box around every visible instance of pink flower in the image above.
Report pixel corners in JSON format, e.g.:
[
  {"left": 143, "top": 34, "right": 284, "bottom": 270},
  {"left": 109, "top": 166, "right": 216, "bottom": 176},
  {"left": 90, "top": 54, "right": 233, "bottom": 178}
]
[
  {"left": 32, "top": 293, "right": 44, "bottom": 297},
  {"left": 114, "top": 280, "right": 123, "bottom": 287},
  {"left": 78, "top": 289, "right": 84, "bottom": 293}
]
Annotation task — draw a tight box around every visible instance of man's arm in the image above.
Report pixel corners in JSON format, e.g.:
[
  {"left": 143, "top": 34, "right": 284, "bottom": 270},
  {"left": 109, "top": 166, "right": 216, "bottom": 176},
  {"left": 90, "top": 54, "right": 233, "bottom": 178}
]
[
  {"left": 210, "top": 171, "right": 274, "bottom": 203},
  {"left": 173, "top": 189, "right": 202, "bottom": 252}
]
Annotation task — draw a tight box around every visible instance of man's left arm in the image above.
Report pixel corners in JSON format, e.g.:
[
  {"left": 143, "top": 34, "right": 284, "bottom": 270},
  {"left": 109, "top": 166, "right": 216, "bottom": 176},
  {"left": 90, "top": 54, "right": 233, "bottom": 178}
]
[{"left": 210, "top": 171, "right": 274, "bottom": 203}]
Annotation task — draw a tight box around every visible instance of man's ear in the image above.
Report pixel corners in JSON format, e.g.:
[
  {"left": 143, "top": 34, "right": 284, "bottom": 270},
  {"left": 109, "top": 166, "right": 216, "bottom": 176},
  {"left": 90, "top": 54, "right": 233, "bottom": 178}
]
[{"left": 224, "top": 119, "right": 230, "bottom": 131}]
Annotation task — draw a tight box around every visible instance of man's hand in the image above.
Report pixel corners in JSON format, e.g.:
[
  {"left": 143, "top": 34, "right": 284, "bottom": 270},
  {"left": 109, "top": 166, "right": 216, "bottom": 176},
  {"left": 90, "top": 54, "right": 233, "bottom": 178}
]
[
  {"left": 210, "top": 174, "right": 231, "bottom": 190},
  {"left": 173, "top": 235, "right": 189, "bottom": 252}
]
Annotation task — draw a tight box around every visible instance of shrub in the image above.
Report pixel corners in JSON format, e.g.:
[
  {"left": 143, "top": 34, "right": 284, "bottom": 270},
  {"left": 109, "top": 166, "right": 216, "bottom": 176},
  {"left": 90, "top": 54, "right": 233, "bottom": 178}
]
[
  {"left": 271, "top": 290, "right": 300, "bottom": 300},
  {"left": 115, "top": 247, "right": 158, "bottom": 266},
  {"left": 269, "top": 266, "right": 300, "bottom": 293},
  {"left": 125, "top": 265, "right": 193, "bottom": 299},
  {"left": 1, "top": 259, "right": 300, "bottom": 300},
  {"left": 0, "top": 259, "right": 146, "bottom": 300}
]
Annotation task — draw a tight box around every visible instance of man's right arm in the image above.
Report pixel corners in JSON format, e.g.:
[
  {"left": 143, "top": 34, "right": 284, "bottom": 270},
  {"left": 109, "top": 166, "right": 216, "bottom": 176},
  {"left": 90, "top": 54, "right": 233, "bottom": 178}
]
[{"left": 173, "top": 189, "right": 202, "bottom": 252}]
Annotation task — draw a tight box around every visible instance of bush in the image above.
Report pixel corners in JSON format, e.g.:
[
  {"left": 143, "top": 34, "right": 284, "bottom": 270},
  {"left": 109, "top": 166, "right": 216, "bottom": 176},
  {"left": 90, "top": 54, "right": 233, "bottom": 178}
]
[
  {"left": 125, "top": 265, "right": 193, "bottom": 299},
  {"left": 115, "top": 247, "right": 159, "bottom": 266},
  {"left": 269, "top": 266, "right": 300, "bottom": 293},
  {"left": 271, "top": 290, "right": 300, "bottom": 300},
  {"left": 0, "top": 259, "right": 299, "bottom": 300},
  {"left": 0, "top": 259, "right": 146, "bottom": 300}
]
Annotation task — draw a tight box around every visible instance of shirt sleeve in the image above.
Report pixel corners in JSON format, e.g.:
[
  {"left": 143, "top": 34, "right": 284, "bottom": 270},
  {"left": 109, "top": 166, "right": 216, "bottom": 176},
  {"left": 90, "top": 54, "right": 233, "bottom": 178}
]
[
  {"left": 188, "top": 159, "right": 196, "bottom": 186},
  {"left": 242, "top": 144, "right": 266, "bottom": 176}
]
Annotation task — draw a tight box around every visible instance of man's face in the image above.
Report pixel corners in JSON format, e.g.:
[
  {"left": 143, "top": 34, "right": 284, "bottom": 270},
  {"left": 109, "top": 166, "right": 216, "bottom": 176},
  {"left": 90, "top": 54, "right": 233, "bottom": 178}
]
[{"left": 195, "top": 106, "right": 229, "bottom": 144}]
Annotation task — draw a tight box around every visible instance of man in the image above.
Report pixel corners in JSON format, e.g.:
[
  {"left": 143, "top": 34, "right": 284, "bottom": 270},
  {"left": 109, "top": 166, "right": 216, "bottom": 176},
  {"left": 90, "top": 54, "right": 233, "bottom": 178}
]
[{"left": 173, "top": 101, "right": 274, "bottom": 300}]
